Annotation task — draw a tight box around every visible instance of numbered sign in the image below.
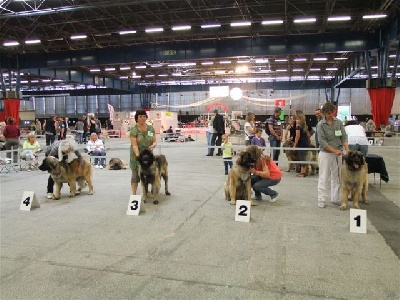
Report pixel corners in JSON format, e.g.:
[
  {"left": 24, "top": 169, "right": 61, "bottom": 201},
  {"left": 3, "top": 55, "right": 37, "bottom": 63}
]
[
  {"left": 126, "top": 195, "right": 143, "bottom": 216},
  {"left": 235, "top": 200, "right": 251, "bottom": 223},
  {"left": 350, "top": 208, "right": 367, "bottom": 234},
  {"left": 20, "top": 191, "right": 40, "bottom": 211}
]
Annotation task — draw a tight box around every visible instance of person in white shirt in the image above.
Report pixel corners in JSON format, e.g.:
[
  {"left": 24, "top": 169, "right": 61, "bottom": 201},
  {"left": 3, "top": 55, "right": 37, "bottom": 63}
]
[
  {"left": 244, "top": 112, "right": 256, "bottom": 146},
  {"left": 87, "top": 133, "right": 106, "bottom": 168},
  {"left": 345, "top": 120, "right": 369, "bottom": 156}
]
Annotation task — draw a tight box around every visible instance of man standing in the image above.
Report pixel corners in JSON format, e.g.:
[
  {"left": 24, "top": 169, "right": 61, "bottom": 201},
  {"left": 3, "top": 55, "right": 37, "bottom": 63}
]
[
  {"left": 210, "top": 109, "right": 225, "bottom": 156},
  {"left": 267, "top": 107, "right": 283, "bottom": 164},
  {"left": 314, "top": 108, "right": 322, "bottom": 148}
]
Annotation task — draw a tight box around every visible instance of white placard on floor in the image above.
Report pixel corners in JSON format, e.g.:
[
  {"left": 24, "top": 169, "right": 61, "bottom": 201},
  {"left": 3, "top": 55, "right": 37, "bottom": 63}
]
[
  {"left": 235, "top": 200, "right": 251, "bottom": 223},
  {"left": 20, "top": 191, "right": 40, "bottom": 211},
  {"left": 126, "top": 195, "right": 143, "bottom": 216},
  {"left": 350, "top": 208, "right": 367, "bottom": 234}
]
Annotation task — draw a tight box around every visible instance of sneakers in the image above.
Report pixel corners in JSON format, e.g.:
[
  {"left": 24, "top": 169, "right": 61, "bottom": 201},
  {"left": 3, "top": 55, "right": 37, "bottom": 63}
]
[
  {"left": 95, "top": 165, "right": 100, "bottom": 169},
  {"left": 47, "top": 193, "right": 54, "bottom": 199},
  {"left": 253, "top": 194, "right": 262, "bottom": 201},
  {"left": 99, "top": 165, "right": 104, "bottom": 169},
  {"left": 318, "top": 201, "right": 325, "bottom": 208},
  {"left": 270, "top": 193, "right": 279, "bottom": 203}
]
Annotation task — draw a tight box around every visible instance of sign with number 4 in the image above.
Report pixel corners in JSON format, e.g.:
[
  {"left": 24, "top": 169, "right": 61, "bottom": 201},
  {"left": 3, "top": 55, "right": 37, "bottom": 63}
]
[
  {"left": 20, "top": 191, "right": 40, "bottom": 211},
  {"left": 126, "top": 195, "right": 143, "bottom": 216},
  {"left": 350, "top": 208, "right": 367, "bottom": 234},
  {"left": 235, "top": 200, "right": 251, "bottom": 223}
]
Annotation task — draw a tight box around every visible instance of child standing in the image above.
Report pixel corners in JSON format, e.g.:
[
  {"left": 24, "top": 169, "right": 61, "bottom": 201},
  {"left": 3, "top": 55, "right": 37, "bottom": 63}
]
[
  {"left": 222, "top": 134, "right": 234, "bottom": 175},
  {"left": 251, "top": 128, "right": 266, "bottom": 147}
]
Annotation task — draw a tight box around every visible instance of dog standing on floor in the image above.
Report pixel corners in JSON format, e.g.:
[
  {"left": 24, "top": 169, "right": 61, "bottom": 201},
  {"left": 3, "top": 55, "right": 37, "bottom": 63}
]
[
  {"left": 224, "top": 149, "right": 257, "bottom": 206},
  {"left": 340, "top": 150, "right": 369, "bottom": 210},
  {"left": 138, "top": 149, "right": 171, "bottom": 204},
  {"left": 39, "top": 156, "right": 94, "bottom": 199},
  {"left": 283, "top": 140, "right": 318, "bottom": 175}
]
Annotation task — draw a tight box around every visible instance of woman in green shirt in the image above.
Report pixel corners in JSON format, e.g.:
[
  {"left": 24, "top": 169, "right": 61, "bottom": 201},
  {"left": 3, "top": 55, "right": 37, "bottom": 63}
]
[{"left": 129, "top": 110, "right": 157, "bottom": 195}]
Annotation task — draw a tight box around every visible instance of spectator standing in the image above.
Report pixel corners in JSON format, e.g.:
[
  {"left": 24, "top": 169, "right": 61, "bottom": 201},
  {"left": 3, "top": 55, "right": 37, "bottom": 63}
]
[
  {"left": 95, "top": 116, "right": 102, "bottom": 136},
  {"left": 44, "top": 116, "right": 56, "bottom": 146},
  {"left": 293, "top": 114, "right": 310, "bottom": 177},
  {"left": 3, "top": 117, "right": 20, "bottom": 163},
  {"left": 244, "top": 112, "right": 256, "bottom": 146},
  {"left": 211, "top": 109, "right": 225, "bottom": 156},
  {"left": 314, "top": 108, "right": 323, "bottom": 148},
  {"left": 345, "top": 120, "right": 369, "bottom": 156},
  {"left": 75, "top": 117, "right": 85, "bottom": 144},
  {"left": 316, "top": 102, "right": 349, "bottom": 208},
  {"left": 221, "top": 134, "right": 233, "bottom": 175},
  {"left": 89, "top": 116, "right": 97, "bottom": 135},
  {"left": 206, "top": 116, "right": 215, "bottom": 156},
  {"left": 267, "top": 107, "right": 283, "bottom": 165},
  {"left": 35, "top": 118, "right": 42, "bottom": 135},
  {"left": 251, "top": 128, "right": 266, "bottom": 148}
]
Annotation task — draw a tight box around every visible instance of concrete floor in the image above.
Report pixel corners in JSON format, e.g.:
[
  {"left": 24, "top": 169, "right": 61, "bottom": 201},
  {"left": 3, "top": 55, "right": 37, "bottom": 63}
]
[{"left": 1, "top": 134, "right": 399, "bottom": 300}]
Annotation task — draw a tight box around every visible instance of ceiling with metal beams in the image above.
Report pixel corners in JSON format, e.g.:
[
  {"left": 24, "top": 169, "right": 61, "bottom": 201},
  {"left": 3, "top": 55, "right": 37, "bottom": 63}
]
[{"left": 0, "top": 0, "right": 399, "bottom": 91}]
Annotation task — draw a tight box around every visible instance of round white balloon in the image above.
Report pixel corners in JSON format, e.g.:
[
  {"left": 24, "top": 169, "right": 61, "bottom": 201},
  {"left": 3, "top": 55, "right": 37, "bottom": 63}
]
[{"left": 230, "top": 87, "right": 242, "bottom": 101}]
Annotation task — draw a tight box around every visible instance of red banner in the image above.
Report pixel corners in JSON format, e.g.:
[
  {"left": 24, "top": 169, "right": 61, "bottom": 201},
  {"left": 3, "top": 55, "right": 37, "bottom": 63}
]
[
  {"left": 3, "top": 99, "right": 21, "bottom": 123},
  {"left": 275, "top": 99, "right": 286, "bottom": 107}
]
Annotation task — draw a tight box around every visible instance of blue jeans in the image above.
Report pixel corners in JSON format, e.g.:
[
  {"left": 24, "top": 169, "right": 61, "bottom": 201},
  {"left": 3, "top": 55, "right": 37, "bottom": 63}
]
[
  {"left": 223, "top": 158, "right": 233, "bottom": 174},
  {"left": 269, "top": 136, "right": 281, "bottom": 163},
  {"left": 251, "top": 175, "right": 280, "bottom": 197},
  {"left": 349, "top": 144, "right": 368, "bottom": 157},
  {"left": 92, "top": 150, "right": 106, "bottom": 165},
  {"left": 76, "top": 132, "right": 83, "bottom": 144},
  {"left": 206, "top": 131, "right": 213, "bottom": 154}
]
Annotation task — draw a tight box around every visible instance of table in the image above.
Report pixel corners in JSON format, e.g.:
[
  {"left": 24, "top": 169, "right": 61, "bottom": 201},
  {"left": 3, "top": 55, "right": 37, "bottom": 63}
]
[{"left": 365, "top": 154, "right": 389, "bottom": 187}]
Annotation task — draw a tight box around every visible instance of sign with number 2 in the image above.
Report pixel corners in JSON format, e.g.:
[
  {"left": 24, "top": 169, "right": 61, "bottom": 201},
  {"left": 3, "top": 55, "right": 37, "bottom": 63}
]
[{"left": 235, "top": 200, "right": 251, "bottom": 223}]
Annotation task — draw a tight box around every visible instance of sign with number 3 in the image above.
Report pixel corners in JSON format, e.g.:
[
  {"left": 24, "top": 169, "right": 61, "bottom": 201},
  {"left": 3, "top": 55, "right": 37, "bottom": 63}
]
[{"left": 126, "top": 195, "right": 143, "bottom": 216}]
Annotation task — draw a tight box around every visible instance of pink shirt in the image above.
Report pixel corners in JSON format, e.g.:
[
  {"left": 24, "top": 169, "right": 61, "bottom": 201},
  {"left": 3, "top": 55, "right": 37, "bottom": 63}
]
[{"left": 255, "top": 156, "right": 283, "bottom": 180}]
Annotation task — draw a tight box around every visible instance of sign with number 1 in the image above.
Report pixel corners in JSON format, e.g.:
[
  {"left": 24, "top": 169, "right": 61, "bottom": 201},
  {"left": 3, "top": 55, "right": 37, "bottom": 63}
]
[
  {"left": 235, "top": 200, "right": 251, "bottom": 223},
  {"left": 126, "top": 195, "right": 143, "bottom": 216},
  {"left": 349, "top": 208, "right": 367, "bottom": 234}
]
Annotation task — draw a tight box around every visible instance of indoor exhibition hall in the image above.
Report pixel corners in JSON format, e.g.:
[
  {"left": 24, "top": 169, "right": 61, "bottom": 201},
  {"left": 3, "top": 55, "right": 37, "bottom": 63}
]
[{"left": 1, "top": 1, "right": 399, "bottom": 299}]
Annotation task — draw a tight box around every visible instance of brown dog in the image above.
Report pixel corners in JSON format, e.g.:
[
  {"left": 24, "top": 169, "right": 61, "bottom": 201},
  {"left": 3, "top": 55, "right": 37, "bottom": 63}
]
[
  {"left": 138, "top": 149, "right": 170, "bottom": 204},
  {"left": 39, "top": 156, "right": 94, "bottom": 199},
  {"left": 107, "top": 158, "right": 127, "bottom": 170},
  {"left": 224, "top": 149, "right": 257, "bottom": 206},
  {"left": 340, "top": 151, "right": 369, "bottom": 210},
  {"left": 283, "top": 140, "right": 318, "bottom": 175}
]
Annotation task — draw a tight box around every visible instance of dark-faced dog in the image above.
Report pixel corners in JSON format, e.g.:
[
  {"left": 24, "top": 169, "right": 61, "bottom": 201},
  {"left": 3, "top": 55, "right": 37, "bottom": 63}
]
[
  {"left": 39, "top": 156, "right": 94, "bottom": 199},
  {"left": 138, "top": 149, "right": 170, "bottom": 204},
  {"left": 283, "top": 140, "right": 318, "bottom": 175},
  {"left": 108, "top": 158, "right": 127, "bottom": 170},
  {"left": 340, "top": 151, "right": 369, "bottom": 210},
  {"left": 224, "top": 149, "right": 257, "bottom": 206}
]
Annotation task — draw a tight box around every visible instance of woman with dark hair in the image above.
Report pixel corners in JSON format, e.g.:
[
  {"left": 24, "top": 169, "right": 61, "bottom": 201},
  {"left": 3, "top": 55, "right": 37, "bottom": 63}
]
[
  {"left": 129, "top": 109, "right": 157, "bottom": 195},
  {"left": 3, "top": 117, "right": 20, "bottom": 163}
]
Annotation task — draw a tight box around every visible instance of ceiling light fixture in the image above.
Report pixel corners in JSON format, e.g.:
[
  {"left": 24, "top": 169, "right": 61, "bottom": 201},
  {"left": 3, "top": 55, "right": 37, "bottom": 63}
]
[
  {"left": 219, "top": 60, "right": 232, "bottom": 64},
  {"left": 294, "top": 58, "right": 307, "bottom": 61},
  {"left": 314, "top": 57, "right": 328, "bottom": 61},
  {"left": 70, "top": 34, "right": 87, "bottom": 40},
  {"left": 261, "top": 20, "right": 284, "bottom": 25},
  {"left": 334, "top": 57, "right": 348, "bottom": 60},
  {"left": 326, "top": 67, "right": 338, "bottom": 71},
  {"left": 363, "top": 14, "right": 387, "bottom": 19},
  {"left": 309, "top": 68, "right": 321, "bottom": 71},
  {"left": 145, "top": 27, "right": 164, "bottom": 33},
  {"left": 135, "top": 65, "right": 147, "bottom": 69},
  {"left": 172, "top": 25, "right": 191, "bottom": 31},
  {"left": 294, "top": 18, "right": 316, "bottom": 23},
  {"left": 120, "top": 66, "right": 131, "bottom": 70},
  {"left": 90, "top": 68, "right": 101, "bottom": 72},
  {"left": 201, "top": 61, "right": 214, "bottom": 65},
  {"left": 274, "top": 59, "right": 288, "bottom": 62},
  {"left": 293, "top": 68, "right": 304, "bottom": 72},
  {"left": 104, "top": 67, "right": 116, "bottom": 71},
  {"left": 201, "top": 24, "right": 221, "bottom": 29},
  {"left": 119, "top": 30, "right": 137, "bottom": 35},
  {"left": 25, "top": 39, "right": 41, "bottom": 44},
  {"left": 3, "top": 41, "right": 20, "bottom": 46},
  {"left": 230, "top": 21, "right": 251, "bottom": 27},
  {"left": 327, "top": 16, "right": 351, "bottom": 21}
]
